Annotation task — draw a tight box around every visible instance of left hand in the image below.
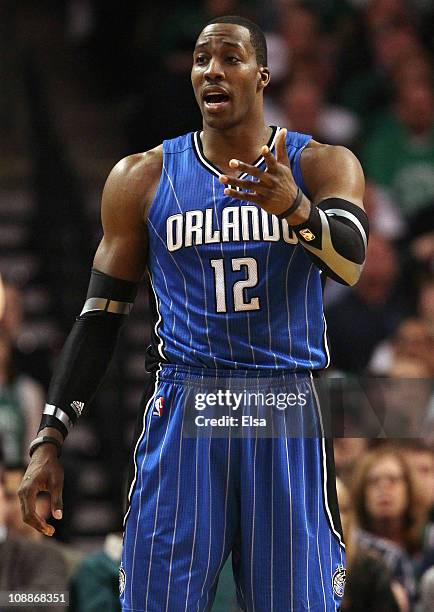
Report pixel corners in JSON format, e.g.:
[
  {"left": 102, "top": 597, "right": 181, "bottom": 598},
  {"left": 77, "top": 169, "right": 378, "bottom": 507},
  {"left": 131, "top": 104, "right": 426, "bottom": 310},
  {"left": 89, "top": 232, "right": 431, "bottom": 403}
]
[{"left": 219, "top": 128, "right": 299, "bottom": 217}]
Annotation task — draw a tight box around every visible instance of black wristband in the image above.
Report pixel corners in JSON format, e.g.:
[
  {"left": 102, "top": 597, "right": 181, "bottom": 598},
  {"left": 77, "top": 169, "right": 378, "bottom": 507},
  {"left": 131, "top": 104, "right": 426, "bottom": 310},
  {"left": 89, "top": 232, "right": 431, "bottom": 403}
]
[
  {"left": 29, "top": 435, "right": 62, "bottom": 458},
  {"left": 276, "top": 187, "right": 303, "bottom": 220},
  {"left": 38, "top": 414, "right": 69, "bottom": 440}
]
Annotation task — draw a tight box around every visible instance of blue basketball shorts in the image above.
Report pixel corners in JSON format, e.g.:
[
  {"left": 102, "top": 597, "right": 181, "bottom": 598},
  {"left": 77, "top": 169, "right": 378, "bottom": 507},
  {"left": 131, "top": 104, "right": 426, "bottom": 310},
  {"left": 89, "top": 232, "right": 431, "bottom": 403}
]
[{"left": 120, "top": 365, "right": 346, "bottom": 611}]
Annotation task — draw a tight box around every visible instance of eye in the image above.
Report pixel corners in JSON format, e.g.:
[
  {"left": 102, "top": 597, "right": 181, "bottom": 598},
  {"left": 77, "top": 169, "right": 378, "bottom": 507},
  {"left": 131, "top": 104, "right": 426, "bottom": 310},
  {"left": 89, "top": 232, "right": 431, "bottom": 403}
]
[
  {"left": 195, "top": 55, "right": 208, "bottom": 65},
  {"left": 227, "top": 56, "right": 240, "bottom": 64}
]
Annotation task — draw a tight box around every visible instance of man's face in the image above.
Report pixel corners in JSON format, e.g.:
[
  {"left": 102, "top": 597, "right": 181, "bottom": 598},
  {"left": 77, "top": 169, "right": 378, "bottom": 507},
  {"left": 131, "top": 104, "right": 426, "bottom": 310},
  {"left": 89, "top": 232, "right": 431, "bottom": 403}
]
[{"left": 191, "top": 23, "right": 268, "bottom": 129}]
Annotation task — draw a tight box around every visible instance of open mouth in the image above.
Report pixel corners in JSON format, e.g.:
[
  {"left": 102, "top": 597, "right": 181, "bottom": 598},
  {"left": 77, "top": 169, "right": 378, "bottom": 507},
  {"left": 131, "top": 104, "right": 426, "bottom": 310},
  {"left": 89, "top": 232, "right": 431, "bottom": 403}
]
[{"left": 203, "top": 92, "right": 230, "bottom": 110}]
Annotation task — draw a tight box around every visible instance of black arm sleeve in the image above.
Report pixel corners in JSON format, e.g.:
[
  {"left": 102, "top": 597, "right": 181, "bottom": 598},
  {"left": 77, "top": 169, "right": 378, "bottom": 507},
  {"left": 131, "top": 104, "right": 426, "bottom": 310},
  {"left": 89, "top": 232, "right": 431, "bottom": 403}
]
[
  {"left": 292, "top": 198, "right": 369, "bottom": 286},
  {"left": 38, "top": 269, "right": 138, "bottom": 438}
]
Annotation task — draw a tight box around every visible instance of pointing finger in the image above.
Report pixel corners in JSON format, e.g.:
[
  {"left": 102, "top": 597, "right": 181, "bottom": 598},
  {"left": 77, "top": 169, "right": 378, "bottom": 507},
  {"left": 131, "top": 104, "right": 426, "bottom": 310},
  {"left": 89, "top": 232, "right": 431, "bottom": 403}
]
[
  {"left": 276, "top": 128, "right": 290, "bottom": 167},
  {"left": 262, "top": 145, "right": 278, "bottom": 172},
  {"left": 226, "top": 160, "right": 263, "bottom": 177}
]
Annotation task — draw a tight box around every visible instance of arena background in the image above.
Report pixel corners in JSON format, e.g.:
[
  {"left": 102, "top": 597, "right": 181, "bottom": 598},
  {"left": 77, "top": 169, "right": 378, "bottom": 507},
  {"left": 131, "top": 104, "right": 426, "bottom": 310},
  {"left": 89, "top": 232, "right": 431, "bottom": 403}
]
[{"left": 0, "top": 1, "right": 433, "bottom": 610}]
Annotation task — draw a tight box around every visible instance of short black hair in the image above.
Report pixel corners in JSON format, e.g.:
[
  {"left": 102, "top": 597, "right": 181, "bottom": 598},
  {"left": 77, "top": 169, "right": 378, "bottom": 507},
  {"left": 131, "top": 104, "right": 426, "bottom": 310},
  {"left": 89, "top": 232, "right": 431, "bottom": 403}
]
[{"left": 205, "top": 15, "right": 267, "bottom": 66}]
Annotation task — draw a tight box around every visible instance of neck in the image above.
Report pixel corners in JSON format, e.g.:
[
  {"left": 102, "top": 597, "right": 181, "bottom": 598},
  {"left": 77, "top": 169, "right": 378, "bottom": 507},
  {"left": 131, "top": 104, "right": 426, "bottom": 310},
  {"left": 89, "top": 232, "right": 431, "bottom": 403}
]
[{"left": 201, "top": 111, "right": 271, "bottom": 176}]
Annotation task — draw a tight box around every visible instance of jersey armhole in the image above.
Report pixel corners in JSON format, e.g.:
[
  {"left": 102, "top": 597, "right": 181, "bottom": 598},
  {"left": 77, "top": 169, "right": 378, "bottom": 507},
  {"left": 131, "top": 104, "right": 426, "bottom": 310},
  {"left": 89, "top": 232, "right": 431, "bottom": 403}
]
[
  {"left": 146, "top": 147, "right": 166, "bottom": 223},
  {"left": 292, "top": 139, "right": 312, "bottom": 200}
]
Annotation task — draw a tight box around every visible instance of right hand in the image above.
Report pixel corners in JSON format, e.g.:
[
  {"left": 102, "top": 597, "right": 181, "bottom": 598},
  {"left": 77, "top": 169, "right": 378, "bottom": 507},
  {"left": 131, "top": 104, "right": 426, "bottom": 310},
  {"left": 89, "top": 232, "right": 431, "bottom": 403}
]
[{"left": 18, "top": 444, "right": 64, "bottom": 537}]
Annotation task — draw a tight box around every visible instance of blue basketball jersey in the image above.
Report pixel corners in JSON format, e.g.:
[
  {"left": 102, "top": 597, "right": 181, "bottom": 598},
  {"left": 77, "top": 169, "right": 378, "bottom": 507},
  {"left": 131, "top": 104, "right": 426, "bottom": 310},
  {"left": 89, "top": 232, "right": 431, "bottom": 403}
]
[{"left": 146, "top": 126, "right": 330, "bottom": 371}]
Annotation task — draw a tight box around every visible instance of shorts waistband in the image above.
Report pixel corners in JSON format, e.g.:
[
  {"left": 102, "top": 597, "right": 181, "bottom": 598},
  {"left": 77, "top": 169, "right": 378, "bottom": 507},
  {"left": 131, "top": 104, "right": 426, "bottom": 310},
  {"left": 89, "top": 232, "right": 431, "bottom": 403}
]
[{"left": 155, "top": 363, "right": 318, "bottom": 385}]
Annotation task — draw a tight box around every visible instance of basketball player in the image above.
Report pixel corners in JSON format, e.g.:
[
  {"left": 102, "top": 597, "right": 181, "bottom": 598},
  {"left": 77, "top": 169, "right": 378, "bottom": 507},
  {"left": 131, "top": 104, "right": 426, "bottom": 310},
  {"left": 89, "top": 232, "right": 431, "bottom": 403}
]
[{"left": 18, "top": 16, "right": 368, "bottom": 611}]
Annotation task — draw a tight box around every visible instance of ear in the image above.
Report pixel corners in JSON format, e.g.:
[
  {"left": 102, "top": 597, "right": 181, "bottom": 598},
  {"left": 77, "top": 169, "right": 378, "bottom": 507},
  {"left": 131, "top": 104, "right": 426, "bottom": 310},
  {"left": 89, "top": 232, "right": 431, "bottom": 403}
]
[{"left": 258, "top": 66, "right": 271, "bottom": 91}]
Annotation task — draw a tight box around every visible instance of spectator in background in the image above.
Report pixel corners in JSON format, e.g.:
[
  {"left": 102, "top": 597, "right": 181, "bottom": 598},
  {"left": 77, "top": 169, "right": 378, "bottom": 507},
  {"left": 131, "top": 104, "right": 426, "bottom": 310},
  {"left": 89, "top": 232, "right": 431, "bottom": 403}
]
[
  {"left": 418, "top": 566, "right": 434, "bottom": 612},
  {"left": 126, "top": 0, "right": 247, "bottom": 152},
  {"left": 370, "top": 274, "right": 434, "bottom": 377},
  {"left": 396, "top": 440, "right": 434, "bottom": 579},
  {"left": 1, "top": 280, "right": 52, "bottom": 390},
  {"left": 0, "top": 329, "right": 42, "bottom": 467},
  {"left": 3, "top": 465, "right": 52, "bottom": 542},
  {"left": 340, "top": 0, "right": 422, "bottom": 121},
  {"left": 267, "top": 76, "right": 359, "bottom": 147},
  {"left": 2, "top": 464, "right": 82, "bottom": 580},
  {"left": 0, "top": 454, "right": 68, "bottom": 612},
  {"left": 326, "top": 234, "right": 406, "bottom": 372},
  {"left": 363, "top": 180, "right": 405, "bottom": 241},
  {"left": 70, "top": 532, "right": 122, "bottom": 612},
  {"left": 418, "top": 275, "right": 434, "bottom": 337},
  {"left": 380, "top": 362, "right": 433, "bottom": 438},
  {"left": 362, "top": 63, "right": 434, "bottom": 220},
  {"left": 276, "top": 2, "right": 336, "bottom": 90},
  {"left": 334, "top": 438, "right": 369, "bottom": 489},
  {"left": 396, "top": 442, "right": 434, "bottom": 514},
  {"left": 351, "top": 445, "right": 429, "bottom": 603},
  {"left": 336, "top": 477, "right": 405, "bottom": 612}
]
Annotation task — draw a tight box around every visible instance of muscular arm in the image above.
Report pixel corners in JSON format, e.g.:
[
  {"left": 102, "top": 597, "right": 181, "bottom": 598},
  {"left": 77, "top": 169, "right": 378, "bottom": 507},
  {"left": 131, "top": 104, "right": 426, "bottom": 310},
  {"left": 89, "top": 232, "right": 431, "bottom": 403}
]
[
  {"left": 18, "top": 148, "right": 162, "bottom": 536},
  {"left": 301, "top": 141, "right": 365, "bottom": 207},
  {"left": 40, "top": 149, "right": 162, "bottom": 440},
  {"left": 219, "top": 130, "right": 367, "bottom": 286},
  {"left": 295, "top": 142, "right": 368, "bottom": 286}
]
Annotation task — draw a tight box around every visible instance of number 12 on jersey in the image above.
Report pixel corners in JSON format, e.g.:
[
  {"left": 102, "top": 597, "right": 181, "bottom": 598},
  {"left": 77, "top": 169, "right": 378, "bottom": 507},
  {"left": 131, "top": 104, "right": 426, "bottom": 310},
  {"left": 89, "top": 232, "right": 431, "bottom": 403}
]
[{"left": 210, "top": 257, "right": 260, "bottom": 313}]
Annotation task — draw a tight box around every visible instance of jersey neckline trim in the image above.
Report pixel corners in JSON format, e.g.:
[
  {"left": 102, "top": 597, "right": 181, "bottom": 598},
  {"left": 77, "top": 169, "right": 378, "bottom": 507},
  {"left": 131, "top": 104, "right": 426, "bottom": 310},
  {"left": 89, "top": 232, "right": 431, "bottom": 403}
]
[{"left": 192, "top": 125, "right": 279, "bottom": 180}]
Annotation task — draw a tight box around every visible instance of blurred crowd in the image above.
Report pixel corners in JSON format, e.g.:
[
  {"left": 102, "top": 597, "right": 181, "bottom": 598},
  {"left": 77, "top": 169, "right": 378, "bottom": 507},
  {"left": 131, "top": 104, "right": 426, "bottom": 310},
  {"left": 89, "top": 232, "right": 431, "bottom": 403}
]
[{"left": 1, "top": 0, "right": 434, "bottom": 610}]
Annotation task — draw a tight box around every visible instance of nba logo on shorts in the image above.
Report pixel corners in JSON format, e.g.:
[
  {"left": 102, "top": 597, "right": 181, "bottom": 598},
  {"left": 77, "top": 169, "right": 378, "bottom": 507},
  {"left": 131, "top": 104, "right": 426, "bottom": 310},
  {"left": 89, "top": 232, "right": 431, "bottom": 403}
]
[{"left": 153, "top": 396, "right": 164, "bottom": 417}]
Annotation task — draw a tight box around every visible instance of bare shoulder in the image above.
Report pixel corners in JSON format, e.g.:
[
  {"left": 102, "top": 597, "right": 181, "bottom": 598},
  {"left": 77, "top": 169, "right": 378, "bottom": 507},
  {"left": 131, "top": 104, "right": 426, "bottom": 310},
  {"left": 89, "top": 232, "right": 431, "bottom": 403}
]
[
  {"left": 102, "top": 145, "right": 163, "bottom": 221},
  {"left": 302, "top": 140, "right": 363, "bottom": 176},
  {"left": 300, "top": 140, "right": 365, "bottom": 206},
  {"left": 93, "top": 146, "right": 163, "bottom": 280}
]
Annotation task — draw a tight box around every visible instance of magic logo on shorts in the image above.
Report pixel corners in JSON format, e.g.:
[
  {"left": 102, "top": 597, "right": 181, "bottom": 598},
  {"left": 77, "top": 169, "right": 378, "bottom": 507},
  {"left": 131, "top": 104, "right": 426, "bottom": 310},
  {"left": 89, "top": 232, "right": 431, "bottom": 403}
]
[
  {"left": 153, "top": 396, "right": 164, "bottom": 417},
  {"left": 332, "top": 566, "right": 346, "bottom": 598},
  {"left": 119, "top": 567, "right": 126, "bottom": 596}
]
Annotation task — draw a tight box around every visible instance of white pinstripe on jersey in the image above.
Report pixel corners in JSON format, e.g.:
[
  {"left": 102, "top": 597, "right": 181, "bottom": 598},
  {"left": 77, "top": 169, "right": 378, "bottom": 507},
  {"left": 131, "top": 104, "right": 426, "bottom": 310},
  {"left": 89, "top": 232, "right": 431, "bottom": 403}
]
[
  {"left": 212, "top": 177, "right": 236, "bottom": 366},
  {"left": 165, "top": 398, "right": 186, "bottom": 611},
  {"left": 184, "top": 437, "right": 199, "bottom": 612},
  {"left": 164, "top": 165, "right": 216, "bottom": 366},
  {"left": 304, "top": 264, "right": 315, "bottom": 369},
  {"left": 144, "top": 397, "right": 175, "bottom": 611},
  {"left": 148, "top": 216, "right": 197, "bottom": 360},
  {"left": 316, "top": 462, "right": 327, "bottom": 609},
  {"left": 285, "top": 247, "right": 298, "bottom": 364},
  {"left": 265, "top": 241, "right": 279, "bottom": 368},
  {"left": 198, "top": 436, "right": 213, "bottom": 611},
  {"left": 123, "top": 365, "right": 161, "bottom": 528},
  {"left": 297, "top": 372, "right": 310, "bottom": 610},
  {"left": 153, "top": 252, "right": 185, "bottom": 362},
  {"left": 283, "top": 409, "right": 294, "bottom": 611},
  {"left": 249, "top": 373, "right": 261, "bottom": 611},
  {"left": 243, "top": 240, "right": 258, "bottom": 367},
  {"left": 213, "top": 425, "right": 233, "bottom": 591}
]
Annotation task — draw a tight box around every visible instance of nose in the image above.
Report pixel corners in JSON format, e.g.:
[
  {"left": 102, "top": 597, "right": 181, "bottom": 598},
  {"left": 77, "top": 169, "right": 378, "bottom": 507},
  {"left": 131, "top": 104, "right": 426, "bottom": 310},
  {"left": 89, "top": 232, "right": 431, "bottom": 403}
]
[{"left": 204, "top": 57, "right": 224, "bottom": 81}]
